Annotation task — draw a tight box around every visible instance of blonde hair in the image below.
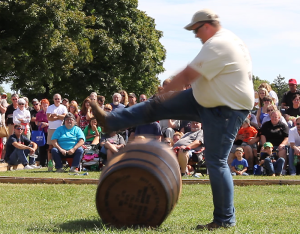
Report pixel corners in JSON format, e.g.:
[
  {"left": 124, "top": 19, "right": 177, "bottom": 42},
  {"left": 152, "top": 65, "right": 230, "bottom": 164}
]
[{"left": 258, "top": 88, "right": 269, "bottom": 108}]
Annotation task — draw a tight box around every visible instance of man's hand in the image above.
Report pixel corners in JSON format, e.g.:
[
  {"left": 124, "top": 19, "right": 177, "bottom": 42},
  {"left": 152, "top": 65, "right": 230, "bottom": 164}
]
[
  {"left": 67, "top": 148, "right": 75, "bottom": 155},
  {"left": 29, "top": 147, "right": 35, "bottom": 154},
  {"left": 60, "top": 148, "right": 67, "bottom": 156}
]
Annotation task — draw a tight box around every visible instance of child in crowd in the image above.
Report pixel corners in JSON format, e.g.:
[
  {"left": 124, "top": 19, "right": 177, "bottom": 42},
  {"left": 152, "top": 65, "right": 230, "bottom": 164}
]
[
  {"left": 259, "top": 142, "right": 285, "bottom": 176},
  {"left": 231, "top": 147, "right": 249, "bottom": 176},
  {"left": 238, "top": 118, "right": 258, "bottom": 156}
]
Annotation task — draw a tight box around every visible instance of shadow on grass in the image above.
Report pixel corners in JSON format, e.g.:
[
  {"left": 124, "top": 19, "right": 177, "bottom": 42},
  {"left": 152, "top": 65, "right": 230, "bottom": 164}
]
[{"left": 59, "top": 218, "right": 104, "bottom": 232}]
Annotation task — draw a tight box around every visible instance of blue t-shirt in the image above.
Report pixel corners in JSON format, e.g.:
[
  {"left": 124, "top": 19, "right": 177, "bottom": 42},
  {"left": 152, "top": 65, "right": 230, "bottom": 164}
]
[
  {"left": 231, "top": 158, "right": 248, "bottom": 171},
  {"left": 51, "top": 125, "right": 85, "bottom": 150},
  {"left": 110, "top": 103, "right": 125, "bottom": 111}
]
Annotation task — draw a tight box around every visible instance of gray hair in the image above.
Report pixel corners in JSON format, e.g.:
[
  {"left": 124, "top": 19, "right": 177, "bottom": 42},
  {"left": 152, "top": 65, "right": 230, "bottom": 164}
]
[
  {"left": 11, "top": 93, "right": 19, "bottom": 99},
  {"left": 112, "top": 93, "right": 121, "bottom": 99},
  {"left": 63, "top": 112, "right": 76, "bottom": 123}
]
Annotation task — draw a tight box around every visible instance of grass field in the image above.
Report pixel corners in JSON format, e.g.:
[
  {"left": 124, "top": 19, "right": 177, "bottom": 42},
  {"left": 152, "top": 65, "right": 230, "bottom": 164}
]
[{"left": 0, "top": 169, "right": 300, "bottom": 233}]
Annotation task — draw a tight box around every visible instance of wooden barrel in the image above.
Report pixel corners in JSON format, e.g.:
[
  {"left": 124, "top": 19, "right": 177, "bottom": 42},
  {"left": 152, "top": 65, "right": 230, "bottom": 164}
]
[{"left": 95, "top": 139, "right": 182, "bottom": 228}]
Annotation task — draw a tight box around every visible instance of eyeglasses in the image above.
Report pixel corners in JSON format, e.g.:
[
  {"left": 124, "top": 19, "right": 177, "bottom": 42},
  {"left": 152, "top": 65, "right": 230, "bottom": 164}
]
[
  {"left": 267, "top": 109, "right": 274, "bottom": 112},
  {"left": 294, "top": 99, "right": 300, "bottom": 102},
  {"left": 18, "top": 103, "right": 25, "bottom": 105},
  {"left": 12, "top": 99, "right": 17, "bottom": 101},
  {"left": 15, "top": 128, "right": 23, "bottom": 130},
  {"left": 54, "top": 98, "right": 60, "bottom": 100},
  {"left": 140, "top": 99, "right": 146, "bottom": 101},
  {"left": 34, "top": 103, "right": 39, "bottom": 106},
  {"left": 193, "top": 24, "right": 205, "bottom": 34},
  {"left": 104, "top": 108, "right": 112, "bottom": 111},
  {"left": 297, "top": 123, "right": 300, "bottom": 126}
]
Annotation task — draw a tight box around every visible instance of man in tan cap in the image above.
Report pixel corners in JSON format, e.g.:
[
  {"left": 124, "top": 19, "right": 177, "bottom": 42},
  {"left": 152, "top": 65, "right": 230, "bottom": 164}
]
[{"left": 91, "top": 9, "right": 253, "bottom": 230}]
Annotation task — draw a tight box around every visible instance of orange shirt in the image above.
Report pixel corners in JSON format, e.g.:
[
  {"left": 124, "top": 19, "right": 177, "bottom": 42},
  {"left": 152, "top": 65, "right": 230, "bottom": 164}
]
[{"left": 238, "top": 126, "right": 258, "bottom": 143}]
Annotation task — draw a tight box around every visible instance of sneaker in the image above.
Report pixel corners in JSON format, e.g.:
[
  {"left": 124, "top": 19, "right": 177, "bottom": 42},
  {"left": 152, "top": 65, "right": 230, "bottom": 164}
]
[
  {"left": 0, "top": 159, "right": 5, "bottom": 163},
  {"left": 196, "top": 222, "right": 230, "bottom": 230},
  {"left": 24, "top": 165, "right": 34, "bottom": 170},
  {"left": 69, "top": 167, "right": 78, "bottom": 173},
  {"left": 90, "top": 102, "right": 109, "bottom": 132},
  {"left": 290, "top": 173, "right": 296, "bottom": 176},
  {"left": 30, "top": 165, "right": 42, "bottom": 169},
  {"left": 56, "top": 168, "right": 65, "bottom": 173}
]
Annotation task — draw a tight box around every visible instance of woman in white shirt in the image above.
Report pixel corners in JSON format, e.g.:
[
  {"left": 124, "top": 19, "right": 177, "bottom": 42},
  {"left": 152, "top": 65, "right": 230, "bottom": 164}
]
[{"left": 13, "top": 98, "right": 31, "bottom": 139}]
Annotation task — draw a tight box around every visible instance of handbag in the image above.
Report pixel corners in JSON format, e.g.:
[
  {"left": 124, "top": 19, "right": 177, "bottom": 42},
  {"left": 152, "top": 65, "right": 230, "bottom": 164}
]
[
  {"left": 31, "top": 126, "right": 46, "bottom": 146},
  {"left": 0, "top": 124, "right": 8, "bottom": 138}
]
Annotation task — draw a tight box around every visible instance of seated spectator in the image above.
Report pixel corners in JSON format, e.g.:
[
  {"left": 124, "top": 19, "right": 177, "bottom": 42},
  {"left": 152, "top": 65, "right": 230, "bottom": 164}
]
[
  {"left": 259, "top": 142, "right": 285, "bottom": 176},
  {"left": 78, "top": 97, "right": 93, "bottom": 131},
  {"left": 35, "top": 99, "right": 49, "bottom": 167},
  {"left": 163, "top": 137, "right": 173, "bottom": 149},
  {"left": 100, "top": 132, "right": 125, "bottom": 161},
  {"left": 62, "top": 98, "right": 69, "bottom": 108},
  {"left": 13, "top": 98, "right": 31, "bottom": 139},
  {"left": 83, "top": 117, "right": 101, "bottom": 145},
  {"left": 262, "top": 104, "right": 288, "bottom": 126},
  {"left": 173, "top": 132, "right": 183, "bottom": 144},
  {"left": 104, "top": 104, "right": 112, "bottom": 112},
  {"left": 288, "top": 116, "right": 300, "bottom": 175},
  {"left": 126, "top": 93, "right": 137, "bottom": 108},
  {"left": 68, "top": 102, "right": 80, "bottom": 124},
  {"left": 173, "top": 121, "right": 204, "bottom": 176},
  {"left": 110, "top": 93, "right": 125, "bottom": 110},
  {"left": 231, "top": 147, "right": 249, "bottom": 176},
  {"left": 238, "top": 118, "right": 258, "bottom": 159},
  {"left": 119, "top": 90, "right": 129, "bottom": 106},
  {"left": 5, "top": 124, "right": 39, "bottom": 170},
  {"left": 139, "top": 94, "right": 147, "bottom": 102},
  {"left": 256, "top": 95, "right": 273, "bottom": 127},
  {"left": 51, "top": 113, "right": 85, "bottom": 173},
  {"left": 97, "top": 95, "right": 105, "bottom": 109},
  {"left": 135, "top": 122, "right": 162, "bottom": 141},
  {"left": 89, "top": 92, "right": 97, "bottom": 102},
  {"left": 159, "top": 119, "right": 180, "bottom": 139},
  {"left": 260, "top": 110, "right": 289, "bottom": 174},
  {"left": 284, "top": 94, "right": 300, "bottom": 128},
  {"left": 258, "top": 83, "right": 279, "bottom": 106}
]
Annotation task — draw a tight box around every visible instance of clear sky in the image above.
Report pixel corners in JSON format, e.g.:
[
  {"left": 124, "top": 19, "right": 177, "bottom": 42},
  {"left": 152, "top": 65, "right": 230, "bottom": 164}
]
[{"left": 138, "top": 0, "right": 300, "bottom": 85}]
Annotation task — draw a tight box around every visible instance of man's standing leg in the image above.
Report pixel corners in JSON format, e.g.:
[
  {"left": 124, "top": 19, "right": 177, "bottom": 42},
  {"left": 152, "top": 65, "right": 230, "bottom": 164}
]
[{"left": 199, "top": 106, "right": 248, "bottom": 227}]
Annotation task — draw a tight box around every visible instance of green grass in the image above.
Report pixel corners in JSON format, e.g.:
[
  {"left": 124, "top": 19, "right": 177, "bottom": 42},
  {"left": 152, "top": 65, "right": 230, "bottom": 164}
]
[{"left": 0, "top": 183, "right": 300, "bottom": 233}]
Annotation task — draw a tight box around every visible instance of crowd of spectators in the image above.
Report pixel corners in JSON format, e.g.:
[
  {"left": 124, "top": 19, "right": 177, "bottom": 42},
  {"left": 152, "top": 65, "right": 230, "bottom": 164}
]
[{"left": 0, "top": 77, "right": 300, "bottom": 176}]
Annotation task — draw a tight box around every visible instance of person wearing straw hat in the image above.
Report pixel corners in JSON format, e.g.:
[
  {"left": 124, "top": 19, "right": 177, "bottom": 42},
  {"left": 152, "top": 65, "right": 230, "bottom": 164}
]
[{"left": 91, "top": 9, "right": 253, "bottom": 230}]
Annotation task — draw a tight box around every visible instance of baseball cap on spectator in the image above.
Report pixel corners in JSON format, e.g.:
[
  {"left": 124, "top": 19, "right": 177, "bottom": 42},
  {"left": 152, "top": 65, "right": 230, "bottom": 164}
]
[
  {"left": 1, "top": 93, "right": 7, "bottom": 96},
  {"left": 63, "top": 98, "right": 69, "bottom": 102},
  {"left": 32, "top": 98, "right": 39, "bottom": 104},
  {"left": 184, "top": 9, "right": 220, "bottom": 30},
  {"left": 128, "top": 93, "right": 136, "bottom": 98},
  {"left": 288, "top": 79, "right": 297, "bottom": 85},
  {"left": 263, "top": 142, "right": 273, "bottom": 148},
  {"left": 235, "top": 147, "right": 243, "bottom": 153}
]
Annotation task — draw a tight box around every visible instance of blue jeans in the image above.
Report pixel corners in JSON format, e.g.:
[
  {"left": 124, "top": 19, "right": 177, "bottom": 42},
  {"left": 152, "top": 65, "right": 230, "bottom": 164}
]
[
  {"left": 289, "top": 147, "right": 296, "bottom": 175},
  {"left": 106, "top": 89, "right": 249, "bottom": 226},
  {"left": 264, "top": 157, "right": 285, "bottom": 175},
  {"left": 51, "top": 147, "right": 84, "bottom": 169},
  {"left": 8, "top": 149, "right": 34, "bottom": 166}
]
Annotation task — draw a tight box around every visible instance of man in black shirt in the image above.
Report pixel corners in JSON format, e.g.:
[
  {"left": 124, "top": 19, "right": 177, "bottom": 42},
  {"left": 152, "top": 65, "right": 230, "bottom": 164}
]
[
  {"left": 30, "top": 98, "right": 40, "bottom": 131},
  {"left": 281, "top": 78, "right": 300, "bottom": 111},
  {"left": 5, "top": 124, "right": 39, "bottom": 170}
]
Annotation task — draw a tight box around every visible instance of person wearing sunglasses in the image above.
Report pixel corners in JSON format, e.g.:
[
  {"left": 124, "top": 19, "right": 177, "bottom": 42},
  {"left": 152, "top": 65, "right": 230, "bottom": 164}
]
[
  {"left": 5, "top": 124, "right": 39, "bottom": 170},
  {"left": 30, "top": 98, "right": 41, "bottom": 132},
  {"left": 284, "top": 94, "right": 300, "bottom": 128},
  {"left": 91, "top": 9, "right": 253, "bottom": 230},
  {"left": 13, "top": 98, "right": 31, "bottom": 139},
  {"left": 5, "top": 93, "right": 19, "bottom": 136}
]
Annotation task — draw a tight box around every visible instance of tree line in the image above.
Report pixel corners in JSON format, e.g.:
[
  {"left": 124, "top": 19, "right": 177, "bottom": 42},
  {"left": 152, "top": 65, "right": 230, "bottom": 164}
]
[{"left": 0, "top": 0, "right": 166, "bottom": 102}]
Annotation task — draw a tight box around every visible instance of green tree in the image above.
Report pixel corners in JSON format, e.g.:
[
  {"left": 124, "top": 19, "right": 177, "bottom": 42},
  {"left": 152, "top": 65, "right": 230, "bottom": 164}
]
[
  {"left": 272, "top": 74, "right": 288, "bottom": 101},
  {"left": 0, "top": 0, "right": 93, "bottom": 101},
  {"left": 0, "top": 0, "right": 166, "bottom": 103},
  {"left": 252, "top": 75, "right": 270, "bottom": 91}
]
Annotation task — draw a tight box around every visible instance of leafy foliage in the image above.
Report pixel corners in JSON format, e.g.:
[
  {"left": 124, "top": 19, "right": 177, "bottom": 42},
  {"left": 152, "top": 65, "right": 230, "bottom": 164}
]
[
  {"left": 272, "top": 74, "right": 289, "bottom": 101},
  {"left": 0, "top": 0, "right": 165, "bottom": 102}
]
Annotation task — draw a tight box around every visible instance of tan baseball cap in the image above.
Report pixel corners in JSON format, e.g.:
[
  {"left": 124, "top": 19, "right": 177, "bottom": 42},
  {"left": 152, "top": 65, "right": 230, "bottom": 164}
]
[{"left": 184, "top": 9, "right": 219, "bottom": 30}]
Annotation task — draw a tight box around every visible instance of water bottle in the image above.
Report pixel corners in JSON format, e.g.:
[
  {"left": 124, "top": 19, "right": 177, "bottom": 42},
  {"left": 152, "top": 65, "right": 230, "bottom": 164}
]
[{"left": 48, "top": 160, "right": 53, "bottom": 172}]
